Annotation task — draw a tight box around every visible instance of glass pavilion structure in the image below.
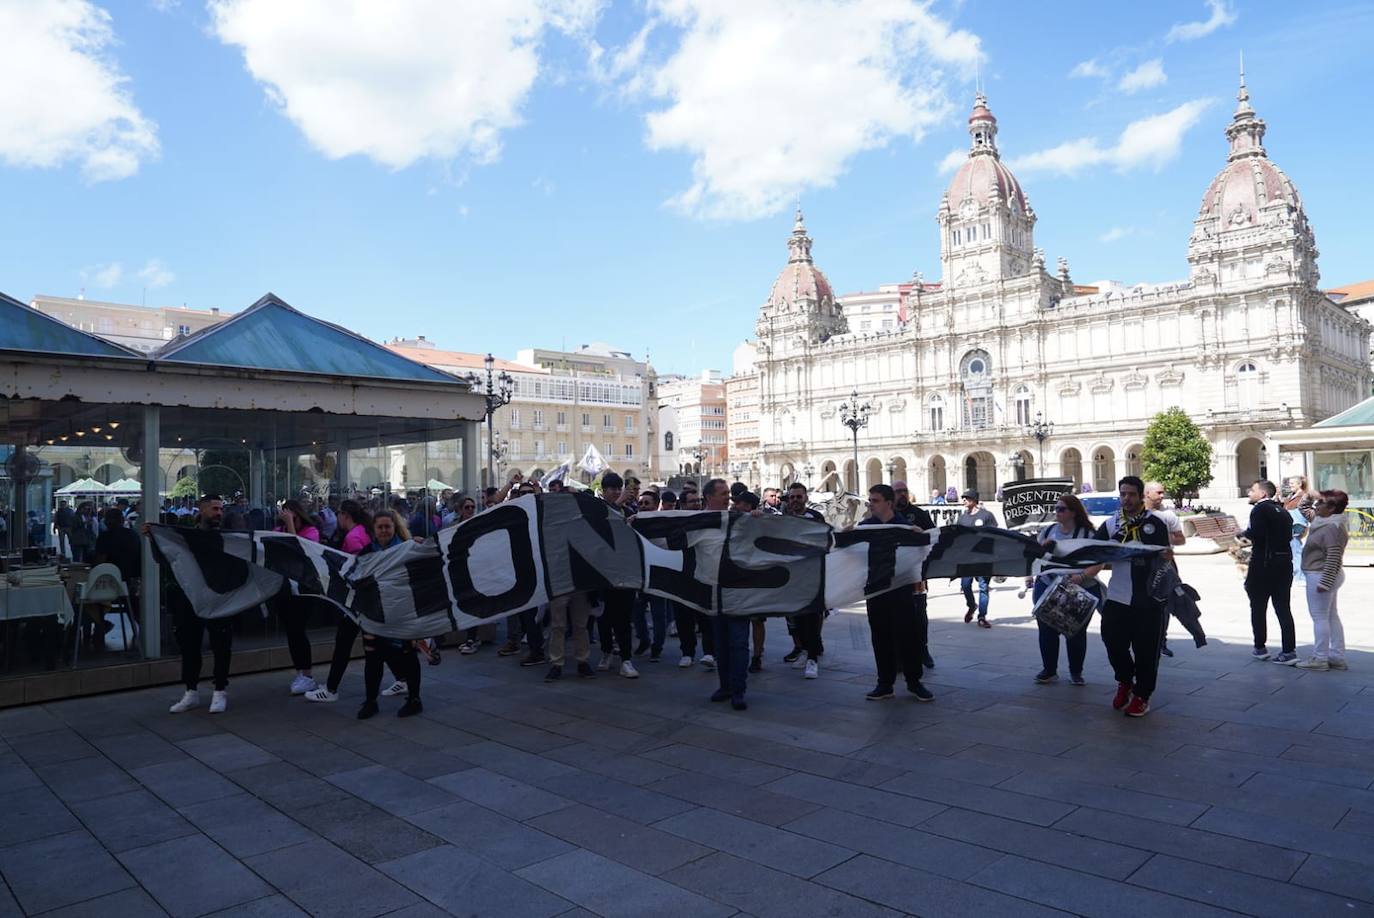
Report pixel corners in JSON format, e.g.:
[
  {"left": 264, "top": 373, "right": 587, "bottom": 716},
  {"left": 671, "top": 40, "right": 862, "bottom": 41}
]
[{"left": 0, "top": 292, "right": 485, "bottom": 701}]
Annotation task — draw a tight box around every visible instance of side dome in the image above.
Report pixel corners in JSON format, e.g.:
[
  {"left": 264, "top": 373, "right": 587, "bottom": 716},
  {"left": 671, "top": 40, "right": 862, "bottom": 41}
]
[
  {"left": 1198, "top": 156, "right": 1303, "bottom": 228},
  {"left": 766, "top": 209, "right": 835, "bottom": 310},
  {"left": 1196, "top": 67, "right": 1304, "bottom": 229}
]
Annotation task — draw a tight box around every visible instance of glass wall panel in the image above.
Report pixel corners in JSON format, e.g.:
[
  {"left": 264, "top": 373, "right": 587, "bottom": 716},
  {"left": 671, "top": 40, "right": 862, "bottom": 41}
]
[{"left": 1, "top": 396, "right": 472, "bottom": 686}]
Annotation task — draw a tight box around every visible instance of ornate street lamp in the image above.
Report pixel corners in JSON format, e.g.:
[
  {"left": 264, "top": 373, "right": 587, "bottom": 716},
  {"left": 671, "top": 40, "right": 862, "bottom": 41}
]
[
  {"left": 692, "top": 447, "right": 705, "bottom": 490},
  {"left": 838, "top": 388, "right": 873, "bottom": 494},
  {"left": 885, "top": 458, "right": 897, "bottom": 483},
  {"left": 802, "top": 461, "right": 814, "bottom": 487},
  {"left": 1024, "top": 410, "right": 1054, "bottom": 473},
  {"left": 466, "top": 353, "right": 513, "bottom": 489}
]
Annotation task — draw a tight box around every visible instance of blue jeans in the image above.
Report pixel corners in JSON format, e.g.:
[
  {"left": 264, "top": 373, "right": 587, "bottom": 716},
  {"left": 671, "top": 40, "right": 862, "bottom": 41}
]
[
  {"left": 961, "top": 576, "right": 990, "bottom": 618},
  {"left": 711, "top": 615, "right": 750, "bottom": 698},
  {"left": 633, "top": 593, "right": 669, "bottom": 654}
]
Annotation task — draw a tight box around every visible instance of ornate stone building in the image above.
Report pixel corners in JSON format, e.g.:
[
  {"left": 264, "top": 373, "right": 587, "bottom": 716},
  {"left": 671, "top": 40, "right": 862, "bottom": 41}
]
[{"left": 755, "top": 76, "right": 1370, "bottom": 501}]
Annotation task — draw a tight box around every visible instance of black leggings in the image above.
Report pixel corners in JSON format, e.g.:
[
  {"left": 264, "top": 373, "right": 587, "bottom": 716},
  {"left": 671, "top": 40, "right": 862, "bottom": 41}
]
[
  {"left": 363, "top": 636, "right": 420, "bottom": 702},
  {"left": 326, "top": 618, "right": 399, "bottom": 693},
  {"left": 173, "top": 602, "right": 232, "bottom": 691}
]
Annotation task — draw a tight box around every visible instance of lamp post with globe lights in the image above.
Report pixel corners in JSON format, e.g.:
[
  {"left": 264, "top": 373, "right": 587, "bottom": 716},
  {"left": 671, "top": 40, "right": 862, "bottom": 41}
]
[
  {"left": 838, "top": 388, "right": 873, "bottom": 494},
  {"left": 1024, "top": 411, "right": 1054, "bottom": 473},
  {"left": 466, "top": 353, "right": 514, "bottom": 490}
]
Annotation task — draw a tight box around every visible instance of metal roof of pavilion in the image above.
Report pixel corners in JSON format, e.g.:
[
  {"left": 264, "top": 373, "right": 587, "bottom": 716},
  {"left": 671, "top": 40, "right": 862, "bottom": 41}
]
[
  {"left": 153, "top": 293, "right": 460, "bottom": 384},
  {"left": 0, "top": 291, "right": 142, "bottom": 359},
  {"left": 1313, "top": 396, "right": 1374, "bottom": 428}
]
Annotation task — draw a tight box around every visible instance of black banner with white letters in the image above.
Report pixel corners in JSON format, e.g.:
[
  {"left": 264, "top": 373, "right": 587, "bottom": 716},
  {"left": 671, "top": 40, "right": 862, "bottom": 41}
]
[{"left": 149, "top": 493, "right": 1161, "bottom": 637}]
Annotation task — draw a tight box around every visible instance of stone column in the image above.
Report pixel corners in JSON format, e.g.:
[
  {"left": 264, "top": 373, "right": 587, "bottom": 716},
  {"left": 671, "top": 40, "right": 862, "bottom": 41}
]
[{"left": 460, "top": 422, "right": 480, "bottom": 495}]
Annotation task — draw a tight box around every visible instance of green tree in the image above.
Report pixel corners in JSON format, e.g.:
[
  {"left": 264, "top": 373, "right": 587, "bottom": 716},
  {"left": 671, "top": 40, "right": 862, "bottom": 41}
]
[
  {"left": 1143, "top": 407, "right": 1214, "bottom": 503},
  {"left": 198, "top": 449, "right": 251, "bottom": 500},
  {"left": 169, "top": 475, "right": 198, "bottom": 499}
]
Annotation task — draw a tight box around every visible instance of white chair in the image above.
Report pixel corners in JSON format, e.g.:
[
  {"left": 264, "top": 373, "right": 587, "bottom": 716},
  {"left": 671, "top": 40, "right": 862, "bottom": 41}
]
[{"left": 73, "top": 563, "right": 132, "bottom": 663}]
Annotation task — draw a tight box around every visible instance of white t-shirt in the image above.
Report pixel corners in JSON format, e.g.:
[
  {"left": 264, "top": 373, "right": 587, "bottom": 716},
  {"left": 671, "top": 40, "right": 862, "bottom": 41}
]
[{"left": 1152, "top": 507, "right": 1183, "bottom": 537}]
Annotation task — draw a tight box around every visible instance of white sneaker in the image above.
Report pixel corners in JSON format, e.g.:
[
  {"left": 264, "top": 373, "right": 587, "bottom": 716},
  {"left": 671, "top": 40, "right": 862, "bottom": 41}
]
[
  {"left": 169, "top": 690, "right": 199, "bottom": 714},
  {"left": 289, "top": 673, "right": 317, "bottom": 695},
  {"left": 620, "top": 661, "right": 639, "bottom": 679},
  {"left": 678, "top": 655, "right": 694, "bottom": 669},
  {"left": 804, "top": 659, "right": 819, "bottom": 679},
  {"left": 381, "top": 681, "right": 408, "bottom": 697},
  {"left": 304, "top": 687, "right": 338, "bottom": 703},
  {"left": 791, "top": 651, "right": 808, "bottom": 670},
  {"left": 208, "top": 691, "right": 228, "bottom": 714},
  {"left": 700, "top": 654, "right": 716, "bottom": 670}
]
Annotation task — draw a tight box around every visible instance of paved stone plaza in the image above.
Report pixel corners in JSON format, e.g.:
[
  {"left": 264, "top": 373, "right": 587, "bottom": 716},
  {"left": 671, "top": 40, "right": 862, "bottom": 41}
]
[{"left": 2, "top": 553, "right": 1374, "bottom": 917}]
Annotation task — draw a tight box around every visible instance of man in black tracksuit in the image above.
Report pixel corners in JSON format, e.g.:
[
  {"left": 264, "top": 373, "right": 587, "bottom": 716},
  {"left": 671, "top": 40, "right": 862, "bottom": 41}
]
[{"left": 1240, "top": 478, "right": 1297, "bottom": 664}]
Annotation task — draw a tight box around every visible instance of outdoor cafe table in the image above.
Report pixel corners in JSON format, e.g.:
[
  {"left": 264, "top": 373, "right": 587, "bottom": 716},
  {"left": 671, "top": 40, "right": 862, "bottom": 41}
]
[{"left": 0, "top": 573, "right": 75, "bottom": 624}]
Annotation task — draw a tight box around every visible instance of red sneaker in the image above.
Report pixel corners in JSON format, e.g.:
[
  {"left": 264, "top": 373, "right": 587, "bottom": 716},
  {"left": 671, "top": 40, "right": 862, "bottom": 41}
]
[
  {"left": 1124, "top": 696, "right": 1150, "bottom": 718},
  {"left": 1112, "top": 682, "right": 1133, "bottom": 710}
]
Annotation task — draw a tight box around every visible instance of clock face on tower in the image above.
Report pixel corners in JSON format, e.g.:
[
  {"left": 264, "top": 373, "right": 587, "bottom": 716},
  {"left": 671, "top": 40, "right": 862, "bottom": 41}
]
[{"left": 959, "top": 198, "right": 977, "bottom": 219}]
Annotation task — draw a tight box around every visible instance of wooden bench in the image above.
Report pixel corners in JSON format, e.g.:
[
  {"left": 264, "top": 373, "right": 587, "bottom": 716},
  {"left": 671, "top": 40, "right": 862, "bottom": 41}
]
[{"left": 1181, "top": 514, "right": 1240, "bottom": 554}]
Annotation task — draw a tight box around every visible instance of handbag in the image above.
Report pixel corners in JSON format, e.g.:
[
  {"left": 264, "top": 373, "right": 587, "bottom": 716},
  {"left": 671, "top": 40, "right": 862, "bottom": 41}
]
[{"left": 1032, "top": 578, "right": 1098, "bottom": 637}]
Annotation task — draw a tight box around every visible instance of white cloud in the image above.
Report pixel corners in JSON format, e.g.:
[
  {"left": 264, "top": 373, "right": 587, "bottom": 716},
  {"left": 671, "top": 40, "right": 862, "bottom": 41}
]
[
  {"left": 1070, "top": 58, "right": 1108, "bottom": 79},
  {"left": 1166, "top": 0, "right": 1237, "bottom": 42},
  {"left": 936, "top": 148, "right": 966, "bottom": 175},
  {"left": 1009, "top": 98, "right": 1212, "bottom": 176},
  {"left": 150, "top": 0, "right": 180, "bottom": 11},
  {"left": 532, "top": 176, "right": 556, "bottom": 196},
  {"left": 137, "top": 258, "right": 175, "bottom": 288},
  {"left": 0, "top": 0, "right": 159, "bottom": 181},
  {"left": 208, "top": 0, "right": 600, "bottom": 170},
  {"left": 1118, "top": 59, "right": 1166, "bottom": 94},
  {"left": 83, "top": 262, "right": 123, "bottom": 289},
  {"left": 1099, "top": 226, "right": 1134, "bottom": 243},
  {"left": 620, "top": 0, "right": 981, "bottom": 220}
]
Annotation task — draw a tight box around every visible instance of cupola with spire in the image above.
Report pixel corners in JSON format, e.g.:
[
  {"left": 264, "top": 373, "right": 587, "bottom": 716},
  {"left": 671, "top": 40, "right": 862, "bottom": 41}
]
[
  {"left": 1188, "top": 59, "right": 1317, "bottom": 290},
  {"left": 937, "top": 91, "right": 1036, "bottom": 288},
  {"left": 756, "top": 207, "right": 846, "bottom": 355}
]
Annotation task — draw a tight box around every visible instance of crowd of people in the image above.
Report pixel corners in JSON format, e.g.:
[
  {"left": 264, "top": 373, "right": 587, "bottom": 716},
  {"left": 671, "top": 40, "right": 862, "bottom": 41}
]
[{"left": 148, "top": 470, "right": 1351, "bottom": 722}]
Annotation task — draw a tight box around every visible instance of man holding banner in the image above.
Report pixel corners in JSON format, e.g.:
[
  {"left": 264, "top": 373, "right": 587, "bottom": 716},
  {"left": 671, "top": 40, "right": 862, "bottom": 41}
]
[
  {"left": 859, "top": 485, "right": 934, "bottom": 703},
  {"left": 704, "top": 479, "right": 751, "bottom": 710}
]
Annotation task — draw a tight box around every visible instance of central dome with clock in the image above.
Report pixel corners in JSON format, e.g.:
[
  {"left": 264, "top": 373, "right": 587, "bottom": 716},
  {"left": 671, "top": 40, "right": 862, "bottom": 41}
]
[{"left": 937, "top": 92, "right": 1037, "bottom": 287}]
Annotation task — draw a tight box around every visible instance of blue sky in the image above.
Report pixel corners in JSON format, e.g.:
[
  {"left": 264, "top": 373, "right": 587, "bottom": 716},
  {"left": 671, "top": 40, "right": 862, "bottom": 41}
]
[{"left": 3, "top": 0, "right": 1372, "bottom": 376}]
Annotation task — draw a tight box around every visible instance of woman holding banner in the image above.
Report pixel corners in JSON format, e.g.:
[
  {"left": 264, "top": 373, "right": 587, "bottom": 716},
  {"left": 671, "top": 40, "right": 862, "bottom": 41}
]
[
  {"left": 355, "top": 510, "right": 423, "bottom": 718},
  {"left": 305, "top": 500, "right": 388, "bottom": 705},
  {"left": 1029, "top": 494, "right": 1102, "bottom": 686}
]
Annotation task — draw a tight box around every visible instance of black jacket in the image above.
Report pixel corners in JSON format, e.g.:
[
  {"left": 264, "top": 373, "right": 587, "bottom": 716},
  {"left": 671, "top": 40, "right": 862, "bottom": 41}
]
[{"left": 1241, "top": 499, "right": 1292, "bottom": 569}]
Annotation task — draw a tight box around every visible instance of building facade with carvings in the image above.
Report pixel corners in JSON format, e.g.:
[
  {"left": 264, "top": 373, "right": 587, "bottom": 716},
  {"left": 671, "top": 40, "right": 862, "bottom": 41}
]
[{"left": 754, "top": 78, "right": 1371, "bottom": 501}]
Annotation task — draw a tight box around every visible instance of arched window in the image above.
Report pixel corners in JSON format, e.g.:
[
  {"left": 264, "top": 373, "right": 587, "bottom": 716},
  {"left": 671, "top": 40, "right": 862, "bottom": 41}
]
[
  {"left": 960, "top": 350, "right": 992, "bottom": 430},
  {"left": 1237, "top": 361, "right": 1259, "bottom": 409},
  {"left": 928, "top": 394, "right": 945, "bottom": 432},
  {"left": 1013, "top": 385, "right": 1033, "bottom": 427},
  {"left": 664, "top": 431, "right": 674, "bottom": 451}
]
